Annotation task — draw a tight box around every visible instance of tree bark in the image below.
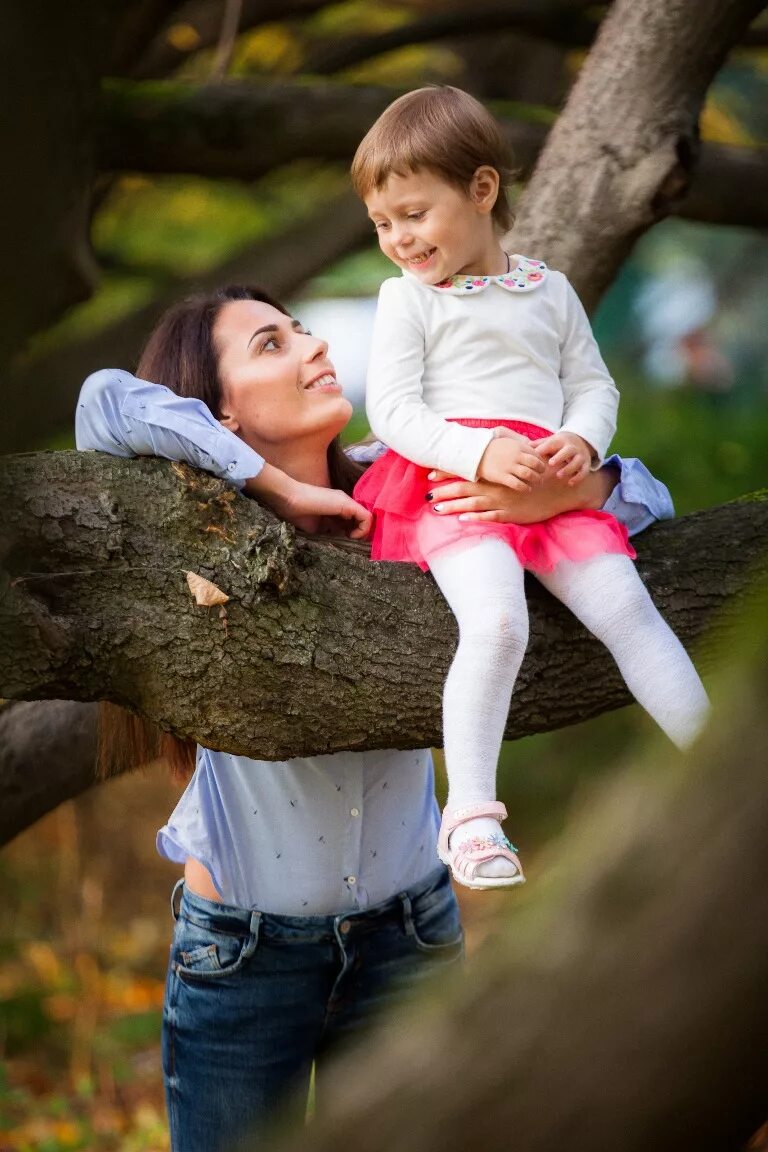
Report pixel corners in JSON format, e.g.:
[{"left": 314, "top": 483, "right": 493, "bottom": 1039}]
[
  {"left": 265, "top": 602, "right": 768, "bottom": 1152},
  {"left": 2, "top": 189, "right": 371, "bottom": 455},
  {"left": 2, "top": 451, "right": 766, "bottom": 767},
  {"left": 509, "top": 0, "right": 768, "bottom": 312}
]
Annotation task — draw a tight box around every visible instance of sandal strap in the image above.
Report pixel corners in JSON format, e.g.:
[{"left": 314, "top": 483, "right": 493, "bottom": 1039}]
[
  {"left": 450, "top": 835, "right": 523, "bottom": 884},
  {"left": 437, "top": 801, "right": 508, "bottom": 858}
]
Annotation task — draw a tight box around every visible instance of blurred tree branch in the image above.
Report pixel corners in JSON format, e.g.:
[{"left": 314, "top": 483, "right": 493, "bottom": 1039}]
[
  {"left": 96, "top": 81, "right": 768, "bottom": 231},
  {"left": 128, "top": 0, "right": 339, "bottom": 79},
  {"left": 0, "top": 701, "right": 98, "bottom": 847},
  {"left": 301, "top": 0, "right": 599, "bottom": 74}
]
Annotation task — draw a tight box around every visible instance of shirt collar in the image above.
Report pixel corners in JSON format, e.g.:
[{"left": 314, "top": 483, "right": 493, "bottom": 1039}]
[{"left": 416, "top": 254, "right": 548, "bottom": 295}]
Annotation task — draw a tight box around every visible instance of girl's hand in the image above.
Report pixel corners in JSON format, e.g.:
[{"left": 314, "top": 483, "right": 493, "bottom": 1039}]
[
  {"left": 476, "top": 428, "right": 546, "bottom": 491},
  {"left": 531, "top": 431, "right": 593, "bottom": 485},
  {"left": 246, "top": 465, "right": 372, "bottom": 538},
  {"left": 425, "top": 463, "right": 619, "bottom": 523}
]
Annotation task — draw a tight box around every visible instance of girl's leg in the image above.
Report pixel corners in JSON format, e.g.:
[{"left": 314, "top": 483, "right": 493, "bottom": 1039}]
[
  {"left": 429, "top": 538, "right": 529, "bottom": 878},
  {"left": 537, "top": 553, "right": 709, "bottom": 748}
]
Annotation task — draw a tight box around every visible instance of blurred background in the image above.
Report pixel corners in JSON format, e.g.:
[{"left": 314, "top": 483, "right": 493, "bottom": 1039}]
[{"left": 1, "top": 1, "right": 767, "bottom": 1148}]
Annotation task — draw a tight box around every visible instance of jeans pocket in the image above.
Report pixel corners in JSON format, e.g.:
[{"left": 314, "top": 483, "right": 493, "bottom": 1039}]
[
  {"left": 409, "top": 881, "right": 464, "bottom": 955},
  {"left": 172, "top": 915, "right": 259, "bottom": 983}
]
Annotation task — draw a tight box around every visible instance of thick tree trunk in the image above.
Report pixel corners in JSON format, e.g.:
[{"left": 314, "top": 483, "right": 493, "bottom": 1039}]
[
  {"left": 266, "top": 603, "right": 768, "bottom": 1152},
  {"left": 510, "top": 0, "right": 768, "bottom": 311},
  {"left": 2, "top": 452, "right": 766, "bottom": 766}
]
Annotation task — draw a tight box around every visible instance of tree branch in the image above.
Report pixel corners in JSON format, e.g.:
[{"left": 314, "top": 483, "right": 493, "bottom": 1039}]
[
  {"left": 2, "top": 451, "right": 766, "bottom": 770},
  {"left": 96, "top": 81, "right": 768, "bottom": 233},
  {"left": 130, "top": 0, "right": 339, "bottom": 79},
  {"left": 509, "top": 0, "right": 768, "bottom": 311},
  {"left": 302, "top": 1, "right": 598, "bottom": 75},
  {"left": 301, "top": 2, "right": 768, "bottom": 74},
  {"left": 0, "top": 701, "right": 99, "bottom": 847}
]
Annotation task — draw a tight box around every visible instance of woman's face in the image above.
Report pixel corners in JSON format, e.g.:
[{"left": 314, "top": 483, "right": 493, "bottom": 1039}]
[{"left": 214, "top": 299, "right": 352, "bottom": 452}]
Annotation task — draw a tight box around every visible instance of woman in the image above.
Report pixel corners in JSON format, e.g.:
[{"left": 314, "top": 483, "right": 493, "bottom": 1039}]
[{"left": 76, "top": 286, "right": 672, "bottom": 1151}]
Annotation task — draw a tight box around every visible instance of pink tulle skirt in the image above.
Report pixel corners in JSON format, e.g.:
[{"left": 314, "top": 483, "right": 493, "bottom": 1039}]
[{"left": 353, "top": 419, "right": 636, "bottom": 573}]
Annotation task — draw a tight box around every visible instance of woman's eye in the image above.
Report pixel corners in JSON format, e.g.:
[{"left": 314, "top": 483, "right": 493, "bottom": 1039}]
[
  {"left": 260, "top": 336, "right": 280, "bottom": 352},
  {"left": 407, "top": 211, "right": 425, "bottom": 220},
  {"left": 374, "top": 221, "right": 389, "bottom": 231}
]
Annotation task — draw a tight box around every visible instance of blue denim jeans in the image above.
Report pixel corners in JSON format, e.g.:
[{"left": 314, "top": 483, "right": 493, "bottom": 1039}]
[{"left": 162, "top": 865, "right": 462, "bottom": 1152}]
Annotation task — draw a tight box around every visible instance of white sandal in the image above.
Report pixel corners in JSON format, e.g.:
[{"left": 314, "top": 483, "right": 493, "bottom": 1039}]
[{"left": 437, "top": 801, "right": 525, "bottom": 891}]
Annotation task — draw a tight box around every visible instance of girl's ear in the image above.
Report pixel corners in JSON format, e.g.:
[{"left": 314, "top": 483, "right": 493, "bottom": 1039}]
[
  {"left": 470, "top": 166, "right": 500, "bottom": 215},
  {"left": 218, "top": 410, "right": 240, "bottom": 434}
]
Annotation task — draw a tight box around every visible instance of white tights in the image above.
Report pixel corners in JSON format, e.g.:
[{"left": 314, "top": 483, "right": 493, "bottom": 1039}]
[{"left": 429, "top": 539, "right": 710, "bottom": 857}]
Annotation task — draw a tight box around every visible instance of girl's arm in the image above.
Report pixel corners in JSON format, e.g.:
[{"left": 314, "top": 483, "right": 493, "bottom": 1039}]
[
  {"left": 555, "top": 275, "right": 620, "bottom": 466},
  {"left": 366, "top": 279, "right": 532, "bottom": 482},
  {"left": 75, "top": 370, "right": 371, "bottom": 536}
]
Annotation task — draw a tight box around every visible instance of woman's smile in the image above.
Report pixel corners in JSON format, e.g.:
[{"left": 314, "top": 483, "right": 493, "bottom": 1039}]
[{"left": 213, "top": 299, "right": 352, "bottom": 452}]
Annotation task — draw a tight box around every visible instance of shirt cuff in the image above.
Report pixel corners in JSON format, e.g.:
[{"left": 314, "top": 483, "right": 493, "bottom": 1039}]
[
  {"left": 602, "top": 454, "right": 675, "bottom": 537},
  {"left": 212, "top": 433, "right": 266, "bottom": 488}
]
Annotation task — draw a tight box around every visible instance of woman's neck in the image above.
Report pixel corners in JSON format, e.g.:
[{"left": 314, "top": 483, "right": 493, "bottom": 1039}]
[{"left": 251, "top": 439, "right": 332, "bottom": 489}]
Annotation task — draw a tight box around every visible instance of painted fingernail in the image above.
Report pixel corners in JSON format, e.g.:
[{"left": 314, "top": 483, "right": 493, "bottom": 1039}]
[
  {"left": 428, "top": 471, "right": 437, "bottom": 480},
  {"left": 433, "top": 503, "right": 443, "bottom": 513},
  {"left": 425, "top": 491, "right": 433, "bottom": 501}
]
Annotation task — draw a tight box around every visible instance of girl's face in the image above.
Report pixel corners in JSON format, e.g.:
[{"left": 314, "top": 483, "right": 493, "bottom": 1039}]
[
  {"left": 214, "top": 299, "right": 352, "bottom": 452},
  {"left": 365, "top": 166, "right": 504, "bottom": 284}
]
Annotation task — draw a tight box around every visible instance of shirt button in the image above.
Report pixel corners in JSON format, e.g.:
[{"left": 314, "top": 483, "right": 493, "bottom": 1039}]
[
  {"left": 227, "top": 462, "right": 236, "bottom": 472},
  {"left": 339, "top": 920, "right": 351, "bottom": 934},
  {"left": 346, "top": 875, "right": 356, "bottom": 885},
  {"left": 350, "top": 807, "right": 360, "bottom": 817}
]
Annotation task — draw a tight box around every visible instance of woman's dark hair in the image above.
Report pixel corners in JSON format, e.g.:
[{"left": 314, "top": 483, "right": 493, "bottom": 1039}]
[{"left": 98, "top": 285, "right": 365, "bottom": 783}]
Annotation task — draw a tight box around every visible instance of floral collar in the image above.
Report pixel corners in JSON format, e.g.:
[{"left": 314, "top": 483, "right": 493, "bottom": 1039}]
[{"left": 424, "top": 255, "right": 547, "bottom": 295}]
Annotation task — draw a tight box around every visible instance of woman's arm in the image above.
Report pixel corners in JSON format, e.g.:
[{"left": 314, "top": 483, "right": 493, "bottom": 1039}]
[
  {"left": 76, "top": 369, "right": 266, "bottom": 484},
  {"left": 76, "top": 370, "right": 371, "bottom": 536},
  {"left": 425, "top": 454, "right": 674, "bottom": 536}
]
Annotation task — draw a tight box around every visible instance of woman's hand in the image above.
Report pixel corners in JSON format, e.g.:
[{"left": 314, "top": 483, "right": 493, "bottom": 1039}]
[
  {"left": 425, "top": 462, "right": 619, "bottom": 524},
  {"left": 246, "top": 464, "right": 372, "bottom": 538}
]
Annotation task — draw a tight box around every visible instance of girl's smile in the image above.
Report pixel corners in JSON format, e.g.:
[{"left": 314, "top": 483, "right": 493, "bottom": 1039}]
[{"left": 365, "top": 168, "right": 507, "bottom": 284}]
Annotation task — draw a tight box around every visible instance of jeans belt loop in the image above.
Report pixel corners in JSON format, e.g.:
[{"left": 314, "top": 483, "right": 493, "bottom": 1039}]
[
  {"left": 399, "top": 891, "right": 416, "bottom": 937},
  {"left": 171, "top": 877, "right": 184, "bottom": 921}
]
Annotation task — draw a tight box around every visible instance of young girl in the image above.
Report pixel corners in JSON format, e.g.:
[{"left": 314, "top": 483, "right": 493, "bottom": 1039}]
[{"left": 352, "top": 86, "right": 710, "bottom": 890}]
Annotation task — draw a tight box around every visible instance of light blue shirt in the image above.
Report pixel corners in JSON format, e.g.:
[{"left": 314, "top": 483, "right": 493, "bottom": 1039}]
[{"left": 76, "top": 369, "right": 674, "bottom": 914}]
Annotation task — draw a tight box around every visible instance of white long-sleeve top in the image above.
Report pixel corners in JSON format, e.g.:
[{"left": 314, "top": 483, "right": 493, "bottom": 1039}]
[{"left": 365, "top": 256, "right": 620, "bottom": 482}]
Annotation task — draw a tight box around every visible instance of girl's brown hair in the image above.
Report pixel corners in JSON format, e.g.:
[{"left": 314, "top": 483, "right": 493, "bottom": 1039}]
[
  {"left": 351, "top": 86, "right": 517, "bottom": 232},
  {"left": 98, "top": 285, "right": 365, "bottom": 783}
]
